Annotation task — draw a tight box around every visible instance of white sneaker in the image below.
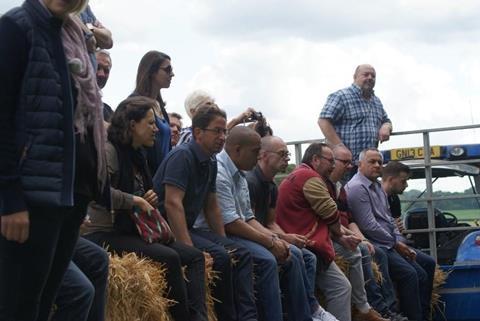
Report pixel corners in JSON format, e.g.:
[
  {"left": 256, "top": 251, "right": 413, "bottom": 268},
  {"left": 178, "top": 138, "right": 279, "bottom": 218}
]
[{"left": 312, "top": 308, "right": 339, "bottom": 321}]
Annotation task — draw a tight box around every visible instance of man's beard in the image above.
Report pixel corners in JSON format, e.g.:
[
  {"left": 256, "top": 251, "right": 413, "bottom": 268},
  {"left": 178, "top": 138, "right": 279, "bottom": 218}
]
[{"left": 361, "top": 86, "right": 374, "bottom": 98}]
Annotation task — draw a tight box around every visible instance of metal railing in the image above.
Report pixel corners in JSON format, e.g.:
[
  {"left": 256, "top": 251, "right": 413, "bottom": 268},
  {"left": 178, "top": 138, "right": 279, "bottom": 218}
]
[{"left": 286, "top": 124, "right": 480, "bottom": 261}]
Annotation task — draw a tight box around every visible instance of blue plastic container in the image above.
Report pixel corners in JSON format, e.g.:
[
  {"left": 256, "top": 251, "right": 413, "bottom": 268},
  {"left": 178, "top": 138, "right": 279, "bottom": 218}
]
[
  {"left": 434, "top": 231, "right": 480, "bottom": 321},
  {"left": 456, "top": 231, "right": 480, "bottom": 263}
]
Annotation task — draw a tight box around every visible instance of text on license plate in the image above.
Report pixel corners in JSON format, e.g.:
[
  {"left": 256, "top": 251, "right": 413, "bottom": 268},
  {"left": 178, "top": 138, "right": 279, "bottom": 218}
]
[{"left": 391, "top": 146, "right": 441, "bottom": 160}]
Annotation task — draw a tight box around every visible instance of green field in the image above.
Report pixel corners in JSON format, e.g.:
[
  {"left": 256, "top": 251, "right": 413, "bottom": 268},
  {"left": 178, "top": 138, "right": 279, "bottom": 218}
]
[{"left": 444, "top": 209, "right": 480, "bottom": 224}]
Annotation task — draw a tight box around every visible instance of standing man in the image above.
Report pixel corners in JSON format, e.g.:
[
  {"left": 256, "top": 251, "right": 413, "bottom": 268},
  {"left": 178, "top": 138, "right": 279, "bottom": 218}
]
[
  {"left": 153, "top": 105, "right": 257, "bottom": 321},
  {"left": 276, "top": 143, "right": 362, "bottom": 321},
  {"left": 168, "top": 112, "right": 183, "bottom": 146},
  {"left": 318, "top": 64, "right": 392, "bottom": 165},
  {"left": 95, "top": 50, "right": 113, "bottom": 122},
  {"left": 246, "top": 136, "right": 337, "bottom": 321},
  {"left": 346, "top": 148, "right": 435, "bottom": 321}
]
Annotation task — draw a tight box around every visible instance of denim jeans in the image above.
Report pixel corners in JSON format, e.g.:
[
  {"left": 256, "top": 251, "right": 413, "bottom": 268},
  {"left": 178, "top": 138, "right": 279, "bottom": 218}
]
[
  {"left": 53, "top": 261, "right": 94, "bottom": 321},
  {"left": 227, "top": 236, "right": 283, "bottom": 321},
  {"left": 0, "top": 197, "right": 88, "bottom": 321},
  {"left": 333, "top": 242, "right": 370, "bottom": 313},
  {"left": 360, "top": 244, "right": 396, "bottom": 314},
  {"left": 385, "top": 248, "right": 435, "bottom": 321},
  {"left": 300, "top": 248, "right": 322, "bottom": 313},
  {"left": 190, "top": 229, "right": 257, "bottom": 321},
  {"left": 53, "top": 237, "right": 109, "bottom": 321},
  {"left": 281, "top": 245, "right": 316, "bottom": 321}
]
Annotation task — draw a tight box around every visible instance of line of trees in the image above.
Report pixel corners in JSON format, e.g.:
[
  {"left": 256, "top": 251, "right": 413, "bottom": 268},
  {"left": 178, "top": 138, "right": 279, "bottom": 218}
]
[{"left": 401, "top": 188, "right": 480, "bottom": 211}]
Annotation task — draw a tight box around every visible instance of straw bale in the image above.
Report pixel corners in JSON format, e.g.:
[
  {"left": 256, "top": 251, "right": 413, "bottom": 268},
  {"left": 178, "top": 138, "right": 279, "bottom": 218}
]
[
  {"left": 370, "top": 260, "right": 383, "bottom": 284},
  {"left": 334, "top": 255, "right": 350, "bottom": 275},
  {"left": 431, "top": 265, "right": 449, "bottom": 320},
  {"left": 205, "top": 263, "right": 220, "bottom": 321},
  {"left": 106, "top": 252, "right": 174, "bottom": 321}
]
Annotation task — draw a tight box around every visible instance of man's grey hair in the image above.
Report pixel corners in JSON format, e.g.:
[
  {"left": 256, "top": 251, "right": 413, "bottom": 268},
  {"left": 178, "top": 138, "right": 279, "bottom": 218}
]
[
  {"left": 96, "top": 49, "right": 112, "bottom": 63},
  {"left": 184, "top": 89, "right": 215, "bottom": 119},
  {"left": 358, "top": 147, "right": 383, "bottom": 162}
]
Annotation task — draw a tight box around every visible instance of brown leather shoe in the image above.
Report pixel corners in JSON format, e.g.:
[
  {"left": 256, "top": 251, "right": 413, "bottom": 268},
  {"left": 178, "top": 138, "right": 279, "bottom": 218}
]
[{"left": 353, "top": 308, "right": 391, "bottom": 321}]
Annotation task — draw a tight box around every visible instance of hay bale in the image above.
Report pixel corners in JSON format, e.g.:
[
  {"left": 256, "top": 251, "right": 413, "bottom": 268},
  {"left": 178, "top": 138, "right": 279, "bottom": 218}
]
[
  {"left": 205, "top": 263, "right": 220, "bottom": 321},
  {"left": 334, "top": 255, "right": 350, "bottom": 275},
  {"left": 431, "top": 265, "right": 449, "bottom": 320},
  {"left": 370, "top": 260, "right": 383, "bottom": 284},
  {"left": 106, "top": 252, "right": 174, "bottom": 321}
]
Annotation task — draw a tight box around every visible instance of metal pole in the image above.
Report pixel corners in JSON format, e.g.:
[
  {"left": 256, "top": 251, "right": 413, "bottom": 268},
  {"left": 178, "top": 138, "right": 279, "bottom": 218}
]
[
  {"left": 295, "top": 143, "right": 302, "bottom": 166},
  {"left": 423, "top": 132, "right": 437, "bottom": 260}
]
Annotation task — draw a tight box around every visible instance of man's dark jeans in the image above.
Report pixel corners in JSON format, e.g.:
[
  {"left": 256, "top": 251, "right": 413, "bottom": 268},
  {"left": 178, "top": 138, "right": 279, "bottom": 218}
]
[
  {"left": 386, "top": 248, "right": 435, "bottom": 321},
  {"left": 190, "top": 229, "right": 257, "bottom": 321}
]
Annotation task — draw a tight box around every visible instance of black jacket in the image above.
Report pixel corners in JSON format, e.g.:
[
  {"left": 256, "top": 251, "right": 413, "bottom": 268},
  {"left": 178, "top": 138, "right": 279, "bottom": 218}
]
[{"left": 0, "top": 0, "right": 77, "bottom": 215}]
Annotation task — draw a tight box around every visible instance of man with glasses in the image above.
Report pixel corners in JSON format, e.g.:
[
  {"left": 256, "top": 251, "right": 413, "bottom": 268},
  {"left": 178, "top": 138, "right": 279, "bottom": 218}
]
[
  {"left": 154, "top": 104, "right": 257, "bottom": 321},
  {"left": 246, "top": 136, "right": 337, "bottom": 321},
  {"left": 346, "top": 148, "right": 435, "bottom": 321},
  {"left": 330, "top": 146, "right": 403, "bottom": 321},
  {"left": 195, "top": 128, "right": 320, "bottom": 321},
  {"left": 276, "top": 143, "right": 378, "bottom": 321}
]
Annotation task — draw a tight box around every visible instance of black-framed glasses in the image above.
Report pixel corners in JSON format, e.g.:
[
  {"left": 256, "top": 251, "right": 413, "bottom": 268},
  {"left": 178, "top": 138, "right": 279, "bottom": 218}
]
[
  {"left": 159, "top": 65, "right": 173, "bottom": 74},
  {"left": 319, "top": 155, "right": 335, "bottom": 164},
  {"left": 335, "top": 158, "right": 352, "bottom": 166},
  {"left": 268, "top": 150, "right": 291, "bottom": 158},
  {"left": 202, "top": 127, "right": 228, "bottom": 135}
]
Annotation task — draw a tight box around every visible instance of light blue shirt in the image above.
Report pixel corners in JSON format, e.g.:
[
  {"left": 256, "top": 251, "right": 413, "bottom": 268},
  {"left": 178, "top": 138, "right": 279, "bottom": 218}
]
[{"left": 194, "top": 149, "right": 255, "bottom": 229}]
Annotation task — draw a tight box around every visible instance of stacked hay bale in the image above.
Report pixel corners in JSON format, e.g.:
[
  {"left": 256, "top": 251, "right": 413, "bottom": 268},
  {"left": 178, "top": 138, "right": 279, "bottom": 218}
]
[
  {"left": 107, "top": 252, "right": 220, "bottom": 321},
  {"left": 107, "top": 252, "right": 173, "bottom": 321}
]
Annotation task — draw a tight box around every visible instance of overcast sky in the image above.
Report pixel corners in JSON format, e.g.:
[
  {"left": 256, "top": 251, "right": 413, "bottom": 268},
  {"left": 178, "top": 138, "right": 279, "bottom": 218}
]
[{"left": 2, "top": 0, "right": 480, "bottom": 191}]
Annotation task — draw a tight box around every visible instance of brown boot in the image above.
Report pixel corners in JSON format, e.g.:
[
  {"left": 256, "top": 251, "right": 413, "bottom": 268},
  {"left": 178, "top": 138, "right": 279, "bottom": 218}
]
[{"left": 353, "top": 308, "right": 391, "bottom": 321}]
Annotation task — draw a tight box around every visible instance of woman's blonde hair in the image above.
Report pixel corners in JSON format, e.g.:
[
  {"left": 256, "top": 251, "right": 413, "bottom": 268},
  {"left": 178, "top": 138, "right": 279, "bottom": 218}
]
[{"left": 70, "top": 0, "right": 89, "bottom": 15}]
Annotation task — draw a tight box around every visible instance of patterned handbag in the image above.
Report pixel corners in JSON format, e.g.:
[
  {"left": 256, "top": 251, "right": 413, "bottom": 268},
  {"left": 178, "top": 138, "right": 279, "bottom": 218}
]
[{"left": 130, "top": 208, "right": 175, "bottom": 244}]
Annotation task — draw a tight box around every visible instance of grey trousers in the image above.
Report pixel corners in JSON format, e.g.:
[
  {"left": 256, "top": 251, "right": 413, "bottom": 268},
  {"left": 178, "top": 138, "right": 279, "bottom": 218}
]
[
  {"left": 316, "top": 260, "right": 352, "bottom": 321},
  {"left": 333, "top": 242, "right": 371, "bottom": 312}
]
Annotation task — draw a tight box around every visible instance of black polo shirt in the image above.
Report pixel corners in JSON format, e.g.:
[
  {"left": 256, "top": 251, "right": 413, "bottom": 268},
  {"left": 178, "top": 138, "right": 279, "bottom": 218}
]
[
  {"left": 245, "top": 166, "right": 277, "bottom": 226},
  {"left": 153, "top": 140, "right": 217, "bottom": 229},
  {"left": 388, "top": 194, "right": 402, "bottom": 218}
]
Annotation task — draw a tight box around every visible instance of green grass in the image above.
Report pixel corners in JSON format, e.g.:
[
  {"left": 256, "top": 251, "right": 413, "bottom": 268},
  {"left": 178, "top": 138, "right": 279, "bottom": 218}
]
[{"left": 446, "top": 209, "right": 480, "bottom": 223}]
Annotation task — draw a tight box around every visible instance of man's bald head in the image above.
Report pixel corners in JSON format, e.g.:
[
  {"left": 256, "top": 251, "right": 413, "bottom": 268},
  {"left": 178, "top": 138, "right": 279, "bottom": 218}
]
[
  {"left": 260, "top": 135, "right": 284, "bottom": 151},
  {"left": 226, "top": 126, "right": 260, "bottom": 150},
  {"left": 333, "top": 144, "right": 352, "bottom": 160},
  {"left": 225, "top": 126, "right": 261, "bottom": 171},
  {"left": 353, "top": 64, "right": 376, "bottom": 98}
]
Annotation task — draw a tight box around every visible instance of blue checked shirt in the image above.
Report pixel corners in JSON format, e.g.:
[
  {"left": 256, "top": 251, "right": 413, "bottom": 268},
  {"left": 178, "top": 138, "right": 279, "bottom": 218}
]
[{"left": 320, "top": 84, "right": 391, "bottom": 161}]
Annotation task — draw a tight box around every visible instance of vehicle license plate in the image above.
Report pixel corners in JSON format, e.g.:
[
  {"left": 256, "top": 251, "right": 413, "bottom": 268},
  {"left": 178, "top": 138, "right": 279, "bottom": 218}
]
[{"left": 391, "top": 146, "right": 441, "bottom": 160}]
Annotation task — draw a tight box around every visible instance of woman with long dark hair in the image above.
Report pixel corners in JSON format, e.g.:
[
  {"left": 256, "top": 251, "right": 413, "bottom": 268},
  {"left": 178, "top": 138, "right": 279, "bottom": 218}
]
[
  {"left": 84, "top": 96, "right": 207, "bottom": 321},
  {"left": 0, "top": 0, "right": 107, "bottom": 320},
  {"left": 132, "top": 50, "right": 175, "bottom": 174}
]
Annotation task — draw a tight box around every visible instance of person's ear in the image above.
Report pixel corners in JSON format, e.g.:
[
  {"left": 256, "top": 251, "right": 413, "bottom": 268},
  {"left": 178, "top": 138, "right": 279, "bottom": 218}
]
[
  {"left": 193, "top": 127, "right": 202, "bottom": 138},
  {"left": 130, "top": 119, "right": 136, "bottom": 130}
]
